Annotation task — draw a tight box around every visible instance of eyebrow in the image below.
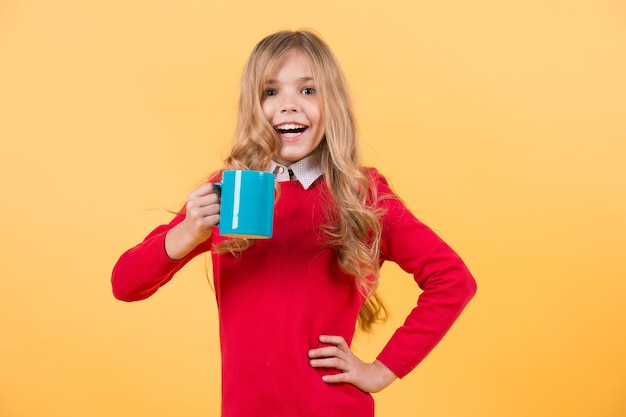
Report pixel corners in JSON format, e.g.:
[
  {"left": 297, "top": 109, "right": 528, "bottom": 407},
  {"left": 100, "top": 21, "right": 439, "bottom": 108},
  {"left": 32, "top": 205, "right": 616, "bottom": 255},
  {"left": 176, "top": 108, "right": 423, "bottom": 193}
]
[{"left": 265, "top": 77, "right": 315, "bottom": 84}]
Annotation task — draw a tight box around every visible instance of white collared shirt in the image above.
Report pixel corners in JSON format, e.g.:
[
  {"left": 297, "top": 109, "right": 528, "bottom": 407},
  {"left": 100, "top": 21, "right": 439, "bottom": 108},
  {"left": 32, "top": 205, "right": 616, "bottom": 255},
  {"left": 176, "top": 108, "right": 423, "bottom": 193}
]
[{"left": 268, "top": 153, "right": 323, "bottom": 190}]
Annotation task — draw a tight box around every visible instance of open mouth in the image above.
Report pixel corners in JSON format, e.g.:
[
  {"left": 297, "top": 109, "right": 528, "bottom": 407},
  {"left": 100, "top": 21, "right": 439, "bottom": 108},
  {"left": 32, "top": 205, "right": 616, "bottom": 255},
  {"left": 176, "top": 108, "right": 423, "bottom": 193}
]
[{"left": 275, "top": 123, "right": 307, "bottom": 138}]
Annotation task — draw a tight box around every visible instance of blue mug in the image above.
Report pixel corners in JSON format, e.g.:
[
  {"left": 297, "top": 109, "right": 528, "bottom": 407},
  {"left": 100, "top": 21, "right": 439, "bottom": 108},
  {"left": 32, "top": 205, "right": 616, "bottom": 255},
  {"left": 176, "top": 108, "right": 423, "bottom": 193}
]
[{"left": 213, "top": 170, "right": 275, "bottom": 239}]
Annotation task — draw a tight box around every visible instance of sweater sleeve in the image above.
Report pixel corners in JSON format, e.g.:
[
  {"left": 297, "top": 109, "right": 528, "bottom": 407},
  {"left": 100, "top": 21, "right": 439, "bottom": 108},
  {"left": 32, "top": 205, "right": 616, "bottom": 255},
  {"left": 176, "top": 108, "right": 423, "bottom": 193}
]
[
  {"left": 372, "top": 170, "right": 477, "bottom": 378},
  {"left": 111, "top": 209, "right": 211, "bottom": 302}
]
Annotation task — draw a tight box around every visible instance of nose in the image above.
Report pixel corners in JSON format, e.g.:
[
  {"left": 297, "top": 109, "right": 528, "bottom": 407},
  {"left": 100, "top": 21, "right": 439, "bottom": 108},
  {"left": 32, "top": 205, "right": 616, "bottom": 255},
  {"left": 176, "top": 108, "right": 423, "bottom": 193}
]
[
  {"left": 280, "top": 103, "right": 298, "bottom": 113},
  {"left": 279, "top": 92, "right": 300, "bottom": 113}
]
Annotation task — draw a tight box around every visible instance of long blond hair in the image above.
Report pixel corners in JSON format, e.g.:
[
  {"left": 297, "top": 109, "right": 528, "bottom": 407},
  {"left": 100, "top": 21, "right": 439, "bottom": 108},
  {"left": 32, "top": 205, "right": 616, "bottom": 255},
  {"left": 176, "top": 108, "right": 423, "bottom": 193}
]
[{"left": 219, "top": 30, "right": 388, "bottom": 331}]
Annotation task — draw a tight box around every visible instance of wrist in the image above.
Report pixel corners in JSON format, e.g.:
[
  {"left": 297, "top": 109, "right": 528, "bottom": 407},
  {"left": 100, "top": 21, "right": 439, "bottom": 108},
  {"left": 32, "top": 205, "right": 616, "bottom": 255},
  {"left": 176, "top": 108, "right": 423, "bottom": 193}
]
[
  {"left": 373, "top": 359, "right": 398, "bottom": 389},
  {"left": 165, "top": 223, "right": 207, "bottom": 260}
]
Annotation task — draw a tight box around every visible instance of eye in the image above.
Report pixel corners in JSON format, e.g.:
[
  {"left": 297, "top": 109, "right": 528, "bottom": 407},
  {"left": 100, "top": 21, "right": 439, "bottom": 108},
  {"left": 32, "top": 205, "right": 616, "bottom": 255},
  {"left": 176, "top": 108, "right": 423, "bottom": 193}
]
[
  {"left": 301, "top": 87, "right": 316, "bottom": 95},
  {"left": 263, "top": 89, "right": 277, "bottom": 97}
]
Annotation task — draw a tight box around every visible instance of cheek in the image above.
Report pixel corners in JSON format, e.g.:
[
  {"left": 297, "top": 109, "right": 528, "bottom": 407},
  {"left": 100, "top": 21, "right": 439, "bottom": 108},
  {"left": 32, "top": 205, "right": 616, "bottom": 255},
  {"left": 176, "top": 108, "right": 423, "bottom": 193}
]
[
  {"left": 261, "top": 102, "right": 273, "bottom": 121},
  {"left": 306, "top": 102, "right": 322, "bottom": 124},
  {"left": 313, "top": 105, "right": 323, "bottom": 129}
]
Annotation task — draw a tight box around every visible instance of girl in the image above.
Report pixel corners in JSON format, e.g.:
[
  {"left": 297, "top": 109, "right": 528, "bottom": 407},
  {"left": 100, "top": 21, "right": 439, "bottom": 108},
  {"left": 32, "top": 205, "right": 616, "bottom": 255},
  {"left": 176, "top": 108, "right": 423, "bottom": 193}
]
[{"left": 112, "top": 30, "right": 476, "bottom": 417}]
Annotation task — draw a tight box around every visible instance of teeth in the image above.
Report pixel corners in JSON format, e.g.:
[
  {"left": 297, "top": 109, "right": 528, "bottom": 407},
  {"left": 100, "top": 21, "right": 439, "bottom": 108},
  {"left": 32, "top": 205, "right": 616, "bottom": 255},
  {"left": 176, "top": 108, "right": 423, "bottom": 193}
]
[{"left": 276, "top": 123, "right": 306, "bottom": 130}]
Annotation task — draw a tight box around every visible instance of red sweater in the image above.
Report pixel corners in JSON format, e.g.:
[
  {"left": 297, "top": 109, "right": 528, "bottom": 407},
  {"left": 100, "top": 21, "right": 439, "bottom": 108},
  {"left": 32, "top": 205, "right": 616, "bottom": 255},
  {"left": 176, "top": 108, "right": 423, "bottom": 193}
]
[{"left": 112, "top": 169, "right": 476, "bottom": 417}]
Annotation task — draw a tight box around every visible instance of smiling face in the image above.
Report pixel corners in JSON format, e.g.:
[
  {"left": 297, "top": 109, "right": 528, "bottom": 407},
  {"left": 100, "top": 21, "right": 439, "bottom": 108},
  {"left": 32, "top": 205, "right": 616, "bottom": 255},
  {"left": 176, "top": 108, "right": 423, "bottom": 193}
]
[{"left": 261, "top": 49, "right": 325, "bottom": 166}]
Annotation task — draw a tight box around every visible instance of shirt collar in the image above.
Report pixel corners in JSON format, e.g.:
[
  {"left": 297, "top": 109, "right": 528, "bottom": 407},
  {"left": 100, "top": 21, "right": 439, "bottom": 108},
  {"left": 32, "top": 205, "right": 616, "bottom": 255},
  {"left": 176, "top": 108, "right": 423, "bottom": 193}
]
[{"left": 268, "top": 153, "right": 323, "bottom": 190}]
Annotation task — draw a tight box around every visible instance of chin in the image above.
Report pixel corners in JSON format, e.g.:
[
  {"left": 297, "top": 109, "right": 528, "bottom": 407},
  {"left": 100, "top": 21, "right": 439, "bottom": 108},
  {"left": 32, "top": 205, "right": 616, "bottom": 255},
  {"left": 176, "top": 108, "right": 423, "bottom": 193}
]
[{"left": 276, "top": 153, "right": 302, "bottom": 165}]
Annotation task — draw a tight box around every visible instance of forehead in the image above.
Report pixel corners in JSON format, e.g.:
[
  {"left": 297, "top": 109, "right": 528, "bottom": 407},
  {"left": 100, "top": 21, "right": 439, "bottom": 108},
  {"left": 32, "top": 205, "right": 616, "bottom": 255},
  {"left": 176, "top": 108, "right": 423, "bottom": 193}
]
[{"left": 265, "top": 49, "right": 315, "bottom": 81}]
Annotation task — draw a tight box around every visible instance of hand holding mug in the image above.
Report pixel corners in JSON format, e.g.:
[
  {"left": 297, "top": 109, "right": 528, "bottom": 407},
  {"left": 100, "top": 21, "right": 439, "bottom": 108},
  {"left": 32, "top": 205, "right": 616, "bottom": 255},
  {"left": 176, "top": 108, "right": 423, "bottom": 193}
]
[
  {"left": 165, "top": 182, "right": 221, "bottom": 260},
  {"left": 183, "top": 182, "right": 222, "bottom": 240},
  {"left": 165, "top": 170, "right": 275, "bottom": 259}
]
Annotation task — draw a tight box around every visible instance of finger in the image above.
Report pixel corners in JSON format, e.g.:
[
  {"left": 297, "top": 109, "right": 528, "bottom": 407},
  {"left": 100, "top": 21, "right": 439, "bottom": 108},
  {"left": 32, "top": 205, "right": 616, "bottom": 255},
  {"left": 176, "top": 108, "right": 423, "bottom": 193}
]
[
  {"left": 184, "top": 196, "right": 220, "bottom": 221},
  {"left": 194, "top": 193, "right": 221, "bottom": 208},
  {"left": 187, "top": 205, "right": 220, "bottom": 224},
  {"left": 187, "top": 190, "right": 220, "bottom": 212},
  {"left": 309, "top": 357, "right": 350, "bottom": 372},
  {"left": 190, "top": 182, "right": 220, "bottom": 199},
  {"left": 308, "top": 346, "right": 344, "bottom": 359},
  {"left": 185, "top": 183, "right": 221, "bottom": 220},
  {"left": 194, "top": 204, "right": 221, "bottom": 218},
  {"left": 318, "top": 335, "right": 349, "bottom": 351},
  {"left": 320, "top": 372, "right": 351, "bottom": 384}
]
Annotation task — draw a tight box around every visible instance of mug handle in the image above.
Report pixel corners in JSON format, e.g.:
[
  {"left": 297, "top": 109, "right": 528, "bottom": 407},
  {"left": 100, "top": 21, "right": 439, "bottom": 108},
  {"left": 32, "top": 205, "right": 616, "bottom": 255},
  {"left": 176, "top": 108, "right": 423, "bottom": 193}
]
[{"left": 212, "top": 182, "right": 222, "bottom": 227}]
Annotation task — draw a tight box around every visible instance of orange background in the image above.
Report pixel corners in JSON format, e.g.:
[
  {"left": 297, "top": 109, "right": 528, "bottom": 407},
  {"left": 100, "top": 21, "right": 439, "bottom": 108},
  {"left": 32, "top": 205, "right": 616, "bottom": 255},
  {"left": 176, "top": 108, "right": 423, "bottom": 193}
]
[{"left": 1, "top": 1, "right": 625, "bottom": 416}]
